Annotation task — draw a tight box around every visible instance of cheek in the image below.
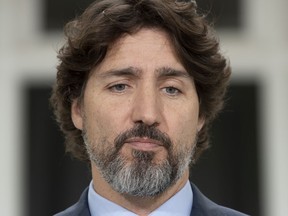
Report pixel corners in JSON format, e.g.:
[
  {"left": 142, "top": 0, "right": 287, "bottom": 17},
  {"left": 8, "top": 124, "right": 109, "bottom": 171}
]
[
  {"left": 176, "top": 118, "right": 198, "bottom": 142},
  {"left": 84, "top": 99, "right": 131, "bottom": 141},
  {"left": 166, "top": 105, "right": 200, "bottom": 145}
]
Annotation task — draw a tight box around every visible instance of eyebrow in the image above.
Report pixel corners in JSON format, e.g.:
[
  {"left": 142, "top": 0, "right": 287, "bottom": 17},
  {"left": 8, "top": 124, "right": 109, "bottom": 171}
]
[
  {"left": 96, "top": 66, "right": 190, "bottom": 80},
  {"left": 156, "top": 67, "right": 190, "bottom": 79},
  {"left": 96, "top": 67, "right": 141, "bottom": 79}
]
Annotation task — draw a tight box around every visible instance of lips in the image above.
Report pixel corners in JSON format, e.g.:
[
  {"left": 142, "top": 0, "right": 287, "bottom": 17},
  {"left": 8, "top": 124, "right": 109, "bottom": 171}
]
[{"left": 125, "top": 137, "right": 163, "bottom": 151}]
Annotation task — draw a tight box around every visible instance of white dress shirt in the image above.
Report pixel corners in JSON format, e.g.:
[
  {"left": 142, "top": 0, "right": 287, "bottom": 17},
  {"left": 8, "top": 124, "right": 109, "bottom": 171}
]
[{"left": 88, "top": 180, "right": 193, "bottom": 216}]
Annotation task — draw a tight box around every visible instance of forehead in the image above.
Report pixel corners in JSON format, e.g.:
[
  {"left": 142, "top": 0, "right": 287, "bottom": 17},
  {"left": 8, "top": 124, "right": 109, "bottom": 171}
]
[
  {"left": 111, "top": 28, "right": 171, "bottom": 50},
  {"left": 93, "top": 28, "right": 186, "bottom": 75}
]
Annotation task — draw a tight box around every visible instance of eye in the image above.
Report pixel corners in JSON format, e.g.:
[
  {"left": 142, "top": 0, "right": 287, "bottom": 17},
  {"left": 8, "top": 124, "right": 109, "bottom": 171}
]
[
  {"left": 109, "top": 84, "right": 128, "bottom": 92},
  {"left": 163, "top": 86, "right": 181, "bottom": 96}
]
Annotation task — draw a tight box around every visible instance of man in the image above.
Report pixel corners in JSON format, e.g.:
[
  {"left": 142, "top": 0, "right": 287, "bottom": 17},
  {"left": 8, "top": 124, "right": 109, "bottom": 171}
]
[{"left": 51, "top": 0, "right": 248, "bottom": 215}]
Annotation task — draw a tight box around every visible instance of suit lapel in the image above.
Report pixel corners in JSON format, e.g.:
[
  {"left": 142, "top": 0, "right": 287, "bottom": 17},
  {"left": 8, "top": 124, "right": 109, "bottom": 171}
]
[{"left": 190, "top": 183, "right": 214, "bottom": 216}]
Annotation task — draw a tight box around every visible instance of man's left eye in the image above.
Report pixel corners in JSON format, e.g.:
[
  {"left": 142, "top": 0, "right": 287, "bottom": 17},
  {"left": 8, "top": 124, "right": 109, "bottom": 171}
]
[
  {"left": 163, "top": 86, "right": 181, "bottom": 95},
  {"left": 109, "top": 84, "right": 127, "bottom": 92}
]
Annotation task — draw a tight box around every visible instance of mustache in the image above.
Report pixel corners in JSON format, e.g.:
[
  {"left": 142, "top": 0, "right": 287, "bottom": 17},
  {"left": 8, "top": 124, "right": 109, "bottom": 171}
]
[{"left": 114, "top": 123, "right": 172, "bottom": 151}]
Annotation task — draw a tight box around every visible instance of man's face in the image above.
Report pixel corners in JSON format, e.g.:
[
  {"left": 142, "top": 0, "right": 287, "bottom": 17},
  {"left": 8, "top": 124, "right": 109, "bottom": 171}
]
[{"left": 72, "top": 28, "right": 204, "bottom": 197}]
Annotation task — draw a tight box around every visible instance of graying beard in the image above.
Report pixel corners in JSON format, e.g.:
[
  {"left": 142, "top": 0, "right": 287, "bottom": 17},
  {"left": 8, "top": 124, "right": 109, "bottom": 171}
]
[
  {"left": 83, "top": 133, "right": 194, "bottom": 197},
  {"left": 106, "top": 153, "right": 172, "bottom": 196}
]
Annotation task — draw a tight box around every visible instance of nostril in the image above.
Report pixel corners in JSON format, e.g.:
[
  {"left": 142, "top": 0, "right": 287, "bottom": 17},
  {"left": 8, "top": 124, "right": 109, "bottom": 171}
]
[
  {"left": 134, "top": 120, "right": 159, "bottom": 127},
  {"left": 150, "top": 122, "right": 159, "bottom": 127}
]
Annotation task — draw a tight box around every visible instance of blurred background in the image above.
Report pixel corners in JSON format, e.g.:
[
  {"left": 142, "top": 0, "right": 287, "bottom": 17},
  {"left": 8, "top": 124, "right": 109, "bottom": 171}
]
[{"left": 0, "top": 0, "right": 287, "bottom": 215}]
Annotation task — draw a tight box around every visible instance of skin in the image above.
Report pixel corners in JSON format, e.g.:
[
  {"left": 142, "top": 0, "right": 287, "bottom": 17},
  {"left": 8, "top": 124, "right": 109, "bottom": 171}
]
[{"left": 71, "top": 28, "right": 204, "bottom": 215}]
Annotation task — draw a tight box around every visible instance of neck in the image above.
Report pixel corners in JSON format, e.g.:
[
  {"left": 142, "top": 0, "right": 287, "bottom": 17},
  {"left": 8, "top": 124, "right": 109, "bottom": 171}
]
[{"left": 91, "top": 165, "right": 189, "bottom": 215}]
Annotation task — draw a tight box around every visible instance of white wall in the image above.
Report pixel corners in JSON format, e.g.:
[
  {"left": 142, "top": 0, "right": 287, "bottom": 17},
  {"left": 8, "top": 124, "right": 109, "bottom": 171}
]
[{"left": 0, "top": 0, "right": 287, "bottom": 215}]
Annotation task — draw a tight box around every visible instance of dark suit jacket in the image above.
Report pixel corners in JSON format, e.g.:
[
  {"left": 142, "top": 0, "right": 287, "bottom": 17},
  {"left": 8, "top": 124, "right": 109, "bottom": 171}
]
[{"left": 54, "top": 183, "right": 248, "bottom": 216}]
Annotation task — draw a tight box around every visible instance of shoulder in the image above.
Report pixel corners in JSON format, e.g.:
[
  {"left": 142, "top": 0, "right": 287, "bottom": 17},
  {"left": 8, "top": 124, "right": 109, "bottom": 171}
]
[
  {"left": 54, "top": 188, "right": 91, "bottom": 216},
  {"left": 191, "top": 183, "right": 249, "bottom": 216}
]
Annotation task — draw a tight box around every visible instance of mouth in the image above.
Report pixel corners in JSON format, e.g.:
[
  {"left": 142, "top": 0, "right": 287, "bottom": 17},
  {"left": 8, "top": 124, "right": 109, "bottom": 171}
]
[{"left": 125, "top": 137, "right": 163, "bottom": 151}]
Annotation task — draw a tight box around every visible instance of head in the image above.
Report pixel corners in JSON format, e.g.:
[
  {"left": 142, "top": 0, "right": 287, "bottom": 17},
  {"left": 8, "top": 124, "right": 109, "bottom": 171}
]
[{"left": 50, "top": 0, "right": 231, "bottom": 196}]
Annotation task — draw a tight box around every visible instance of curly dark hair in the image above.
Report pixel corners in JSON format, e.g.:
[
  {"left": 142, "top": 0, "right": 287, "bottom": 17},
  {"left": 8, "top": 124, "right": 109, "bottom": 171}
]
[{"left": 50, "top": 0, "right": 231, "bottom": 163}]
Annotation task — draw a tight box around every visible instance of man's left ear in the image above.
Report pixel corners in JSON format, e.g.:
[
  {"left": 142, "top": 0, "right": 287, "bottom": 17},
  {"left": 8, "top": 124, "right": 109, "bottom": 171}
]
[
  {"left": 197, "top": 116, "right": 205, "bottom": 132},
  {"left": 71, "top": 99, "right": 83, "bottom": 130}
]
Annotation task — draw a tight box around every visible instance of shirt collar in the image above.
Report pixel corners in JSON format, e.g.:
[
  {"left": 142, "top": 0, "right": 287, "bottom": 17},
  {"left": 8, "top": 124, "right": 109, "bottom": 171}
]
[{"left": 88, "top": 180, "right": 193, "bottom": 216}]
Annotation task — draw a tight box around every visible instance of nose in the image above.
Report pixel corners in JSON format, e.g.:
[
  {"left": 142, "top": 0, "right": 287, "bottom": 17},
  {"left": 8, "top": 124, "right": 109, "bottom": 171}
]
[{"left": 131, "top": 86, "right": 162, "bottom": 126}]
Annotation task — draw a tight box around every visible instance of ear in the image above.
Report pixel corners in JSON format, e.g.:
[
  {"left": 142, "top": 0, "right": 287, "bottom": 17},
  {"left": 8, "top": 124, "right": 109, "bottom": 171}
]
[
  {"left": 197, "top": 116, "right": 205, "bottom": 132},
  {"left": 71, "top": 99, "right": 83, "bottom": 130}
]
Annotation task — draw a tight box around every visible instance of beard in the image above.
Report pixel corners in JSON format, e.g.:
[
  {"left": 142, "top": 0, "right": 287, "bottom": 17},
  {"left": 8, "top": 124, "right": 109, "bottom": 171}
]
[{"left": 83, "top": 123, "right": 196, "bottom": 197}]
